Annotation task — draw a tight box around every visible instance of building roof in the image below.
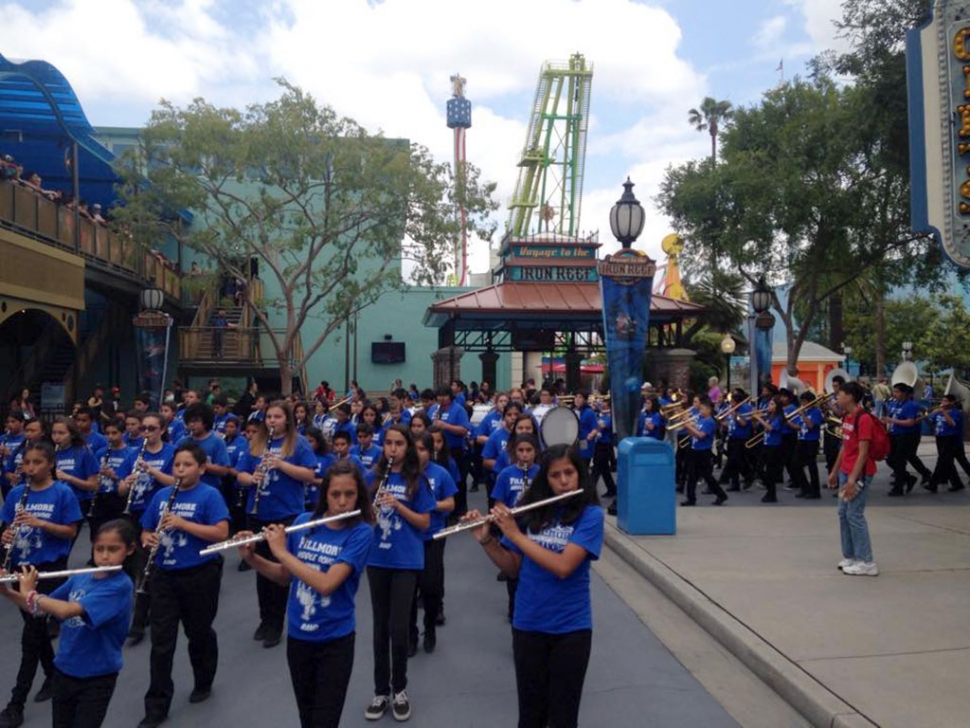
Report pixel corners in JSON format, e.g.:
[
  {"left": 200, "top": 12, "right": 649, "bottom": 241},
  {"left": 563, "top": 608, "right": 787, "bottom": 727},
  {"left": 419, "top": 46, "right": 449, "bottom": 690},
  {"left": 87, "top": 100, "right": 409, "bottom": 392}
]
[
  {"left": 772, "top": 340, "right": 844, "bottom": 363},
  {"left": 424, "top": 281, "right": 705, "bottom": 327}
]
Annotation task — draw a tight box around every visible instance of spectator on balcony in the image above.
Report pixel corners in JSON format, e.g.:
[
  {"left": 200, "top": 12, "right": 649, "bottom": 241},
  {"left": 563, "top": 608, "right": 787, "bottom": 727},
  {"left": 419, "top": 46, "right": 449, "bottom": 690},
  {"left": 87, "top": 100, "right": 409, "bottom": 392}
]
[
  {"left": 211, "top": 309, "right": 235, "bottom": 358},
  {"left": 189, "top": 261, "right": 203, "bottom": 277},
  {"left": 0, "top": 154, "right": 20, "bottom": 180},
  {"left": 15, "top": 389, "right": 36, "bottom": 421},
  {"left": 91, "top": 203, "right": 107, "bottom": 225},
  {"left": 23, "top": 172, "right": 58, "bottom": 201}
]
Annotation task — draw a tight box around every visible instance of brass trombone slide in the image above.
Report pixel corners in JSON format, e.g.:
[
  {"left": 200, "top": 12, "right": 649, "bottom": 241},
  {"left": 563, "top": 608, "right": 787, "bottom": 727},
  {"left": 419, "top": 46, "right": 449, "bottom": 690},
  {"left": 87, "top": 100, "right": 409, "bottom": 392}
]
[{"left": 715, "top": 395, "right": 752, "bottom": 422}]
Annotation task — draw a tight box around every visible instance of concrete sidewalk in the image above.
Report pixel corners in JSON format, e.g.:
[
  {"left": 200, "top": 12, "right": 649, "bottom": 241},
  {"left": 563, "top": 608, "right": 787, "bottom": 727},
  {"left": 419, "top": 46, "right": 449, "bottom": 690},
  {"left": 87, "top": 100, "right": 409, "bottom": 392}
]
[{"left": 605, "top": 495, "right": 970, "bottom": 728}]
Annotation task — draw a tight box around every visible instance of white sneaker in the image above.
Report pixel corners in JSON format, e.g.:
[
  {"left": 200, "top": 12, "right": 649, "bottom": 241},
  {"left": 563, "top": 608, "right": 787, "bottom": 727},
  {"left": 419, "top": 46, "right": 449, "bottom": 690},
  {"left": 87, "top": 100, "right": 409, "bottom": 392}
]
[
  {"left": 837, "top": 558, "right": 856, "bottom": 571},
  {"left": 392, "top": 690, "right": 411, "bottom": 721},
  {"left": 843, "top": 561, "right": 879, "bottom": 576}
]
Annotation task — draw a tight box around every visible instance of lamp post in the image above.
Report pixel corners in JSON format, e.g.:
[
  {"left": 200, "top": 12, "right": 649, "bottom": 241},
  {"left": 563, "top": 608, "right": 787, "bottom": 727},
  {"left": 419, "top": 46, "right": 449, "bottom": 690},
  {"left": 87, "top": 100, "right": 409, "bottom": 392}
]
[
  {"left": 133, "top": 286, "right": 172, "bottom": 410},
  {"left": 843, "top": 345, "right": 853, "bottom": 375},
  {"left": 902, "top": 341, "right": 913, "bottom": 362},
  {"left": 720, "top": 334, "right": 736, "bottom": 391},
  {"left": 609, "top": 177, "right": 646, "bottom": 249},
  {"left": 750, "top": 277, "right": 775, "bottom": 393}
]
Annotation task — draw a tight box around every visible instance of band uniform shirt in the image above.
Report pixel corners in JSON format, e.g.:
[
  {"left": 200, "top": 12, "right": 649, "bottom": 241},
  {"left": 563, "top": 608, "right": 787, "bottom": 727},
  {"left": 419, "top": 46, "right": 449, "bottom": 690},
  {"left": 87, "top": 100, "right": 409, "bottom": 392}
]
[
  {"left": 140, "top": 483, "right": 230, "bottom": 571},
  {"left": 365, "top": 471, "right": 436, "bottom": 570},
  {"left": 492, "top": 463, "right": 540, "bottom": 508},
  {"left": 727, "top": 404, "right": 754, "bottom": 440},
  {"left": 798, "top": 407, "right": 823, "bottom": 442},
  {"left": 178, "top": 432, "right": 230, "bottom": 489},
  {"left": 56, "top": 446, "right": 100, "bottom": 504},
  {"left": 1, "top": 480, "right": 82, "bottom": 566},
  {"left": 421, "top": 462, "right": 458, "bottom": 540},
  {"left": 127, "top": 444, "right": 175, "bottom": 514},
  {"left": 763, "top": 414, "right": 784, "bottom": 447},
  {"left": 691, "top": 416, "right": 716, "bottom": 451},
  {"left": 237, "top": 436, "right": 317, "bottom": 521}
]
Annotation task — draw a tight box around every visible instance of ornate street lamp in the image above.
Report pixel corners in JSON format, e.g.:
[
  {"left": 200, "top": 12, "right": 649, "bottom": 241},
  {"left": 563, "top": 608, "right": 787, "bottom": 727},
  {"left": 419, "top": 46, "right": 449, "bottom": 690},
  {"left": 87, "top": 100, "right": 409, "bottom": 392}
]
[
  {"left": 750, "top": 276, "right": 772, "bottom": 316},
  {"left": 140, "top": 287, "right": 165, "bottom": 312},
  {"left": 720, "top": 334, "right": 736, "bottom": 390},
  {"left": 609, "top": 177, "right": 646, "bottom": 248},
  {"left": 902, "top": 341, "right": 913, "bottom": 361}
]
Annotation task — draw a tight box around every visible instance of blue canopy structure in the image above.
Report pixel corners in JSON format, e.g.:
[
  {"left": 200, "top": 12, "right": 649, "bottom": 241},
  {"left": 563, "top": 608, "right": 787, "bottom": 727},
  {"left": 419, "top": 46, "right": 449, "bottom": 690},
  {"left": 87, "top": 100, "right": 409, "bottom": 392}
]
[{"left": 0, "top": 53, "right": 119, "bottom": 209}]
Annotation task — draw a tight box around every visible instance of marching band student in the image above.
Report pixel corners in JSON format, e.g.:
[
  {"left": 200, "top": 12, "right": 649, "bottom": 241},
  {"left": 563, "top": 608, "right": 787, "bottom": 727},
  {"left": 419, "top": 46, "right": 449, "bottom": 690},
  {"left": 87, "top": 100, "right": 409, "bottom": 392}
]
[
  {"left": 494, "top": 415, "right": 541, "bottom": 476},
  {"left": 331, "top": 404, "right": 357, "bottom": 445},
  {"left": 777, "top": 389, "right": 800, "bottom": 491},
  {"left": 212, "top": 395, "right": 232, "bottom": 437},
  {"left": 572, "top": 391, "right": 599, "bottom": 463},
  {"left": 229, "top": 420, "right": 261, "bottom": 573},
  {"left": 123, "top": 413, "right": 145, "bottom": 450},
  {"left": 0, "top": 441, "right": 83, "bottom": 727},
  {"left": 359, "top": 405, "right": 383, "bottom": 446},
  {"left": 178, "top": 403, "right": 230, "bottom": 490},
  {"left": 351, "top": 423, "right": 382, "bottom": 473},
  {"left": 482, "top": 403, "right": 523, "bottom": 474},
  {"left": 238, "top": 460, "right": 374, "bottom": 728},
  {"left": 51, "top": 417, "right": 100, "bottom": 519},
  {"left": 718, "top": 389, "right": 754, "bottom": 492},
  {"left": 331, "top": 432, "right": 364, "bottom": 472},
  {"left": 427, "top": 427, "right": 459, "bottom": 624},
  {"left": 311, "top": 400, "right": 329, "bottom": 432},
  {"left": 408, "top": 412, "right": 431, "bottom": 439},
  {"left": 430, "top": 387, "right": 471, "bottom": 518},
  {"left": 927, "top": 394, "right": 964, "bottom": 493},
  {"left": 387, "top": 389, "right": 414, "bottom": 431},
  {"left": 363, "top": 425, "right": 435, "bottom": 723},
  {"left": 635, "top": 396, "right": 664, "bottom": 440},
  {"left": 120, "top": 414, "right": 176, "bottom": 645},
  {"left": 823, "top": 376, "right": 845, "bottom": 475},
  {"left": 160, "top": 402, "right": 186, "bottom": 444},
  {"left": 475, "top": 393, "right": 510, "bottom": 445},
  {"left": 0, "top": 519, "right": 136, "bottom": 728},
  {"left": 91, "top": 418, "right": 136, "bottom": 535},
  {"left": 304, "top": 427, "right": 335, "bottom": 512},
  {"left": 681, "top": 398, "right": 728, "bottom": 507},
  {"left": 221, "top": 416, "right": 246, "bottom": 506},
  {"left": 752, "top": 397, "right": 785, "bottom": 503},
  {"left": 883, "top": 383, "right": 932, "bottom": 496},
  {"left": 293, "top": 403, "right": 310, "bottom": 437},
  {"left": 138, "top": 443, "right": 230, "bottom": 728},
  {"left": 791, "top": 392, "right": 823, "bottom": 499},
  {"left": 589, "top": 400, "right": 616, "bottom": 500},
  {"left": 3, "top": 420, "right": 48, "bottom": 496},
  {"left": 236, "top": 402, "right": 317, "bottom": 649},
  {"left": 673, "top": 394, "right": 700, "bottom": 493},
  {"left": 0, "top": 412, "right": 27, "bottom": 498},
  {"left": 466, "top": 444, "right": 603, "bottom": 728},
  {"left": 408, "top": 432, "right": 456, "bottom": 654},
  {"left": 74, "top": 408, "right": 108, "bottom": 459}
]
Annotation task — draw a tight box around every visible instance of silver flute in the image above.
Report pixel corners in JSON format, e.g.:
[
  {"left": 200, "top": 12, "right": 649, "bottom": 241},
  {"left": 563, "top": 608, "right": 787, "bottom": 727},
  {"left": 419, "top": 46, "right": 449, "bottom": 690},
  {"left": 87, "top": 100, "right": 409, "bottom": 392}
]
[
  {"left": 199, "top": 510, "right": 362, "bottom": 555},
  {"left": 0, "top": 565, "right": 122, "bottom": 584},
  {"left": 433, "top": 489, "right": 583, "bottom": 540}
]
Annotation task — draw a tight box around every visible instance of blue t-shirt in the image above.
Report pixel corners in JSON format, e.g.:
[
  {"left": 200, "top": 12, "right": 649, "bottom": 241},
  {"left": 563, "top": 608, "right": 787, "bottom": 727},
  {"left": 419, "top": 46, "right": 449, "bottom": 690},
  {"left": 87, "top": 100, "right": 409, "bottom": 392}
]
[
  {"left": 350, "top": 444, "right": 381, "bottom": 472},
  {"left": 307, "top": 453, "right": 336, "bottom": 509},
  {"left": 84, "top": 431, "right": 109, "bottom": 459},
  {"left": 726, "top": 404, "right": 754, "bottom": 440},
  {"left": 97, "top": 446, "right": 136, "bottom": 497},
  {"left": 891, "top": 400, "right": 921, "bottom": 435},
  {"left": 49, "top": 571, "right": 133, "bottom": 678},
  {"left": 140, "top": 483, "right": 229, "bottom": 571},
  {"left": 123, "top": 434, "right": 144, "bottom": 450},
  {"left": 333, "top": 420, "right": 357, "bottom": 445},
  {"left": 435, "top": 401, "right": 470, "bottom": 449},
  {"left": 782, "top": 404, "right": 798, "bottom": 438},
  {"left": 213, "top": 413, "right": 229, "bottom": 436},
  {"left": 1, "top": 433, "right": 26, "bottom": 476},
  {"left": 166, "top": 419, "right": 186, "bottom": 443},
  {"left": 475, "top": 410, "right": 503, "bottom": 440},
  {"left": 56, "top": 446, "right": 100, "bottom": 504},
  {"left": 1, "top": 481, "right": 82, "bottom": 567},
  {"left": 127, "top": 444, "right": 175, "bottom": 514},
  {"left": 595, "top": 413, "right": 614, "bottom": 445},
  {"left": 636, "top": 411, "right": 664, "bottom": 439},
  {"left": 575, "top": 407, "right": 599, "bottom": 455},
  {"left": 286, "top": 516, "right": 373, "bottom": 642},
  {"left": 421, "top": 462, "right": 458, "bottom": 540},
  {"left": 237, "top": 436, "right": 317, "bottom": 521},
  {"left": 691, "top": 416, "right": 716, "bottom": 451},
  {"left": 798, "top": 408, "right": 823, "bottom": 442},
  {"left": 503, "top": 504, "right": 604, "bottom": 634},
  {"left": 366, "top": 471, "right": 436, "bottom": 569},
  {"left": 225, "top": 434, "right": 247, "bottom": 469},
  {"left": 933, "top": 408, "right": 963, "bottom": 438},
  {"left": 492, "top": 463, "right": 540, "bottom": 508},
  {"left": 764, "top": 414, "right": 784, "bottom": 447},
  {"left": 178, "top": 432, "right": 229, "bottom": 489},
  {"left": 482, "top": 428, "right": 511, "bottom": 471}
]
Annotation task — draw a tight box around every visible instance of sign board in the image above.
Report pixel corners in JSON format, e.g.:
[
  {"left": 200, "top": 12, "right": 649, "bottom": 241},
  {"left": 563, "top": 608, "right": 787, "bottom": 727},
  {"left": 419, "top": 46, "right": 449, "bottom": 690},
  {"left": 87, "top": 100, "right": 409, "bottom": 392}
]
[
  {"left": 132, "top": 311, "right": 173, "bottom": 329},
  {"left": 508, "top": 266, "right": 597, "bottom": 283},
  {"left": 511, "top": 244, "right": 597, "bottom": 260},
  {"left": 597, "top": 253, "right": 657, "bottom": 283},
  {"left": 908, "top": 1, "right": 970, "bottom": 268},
  {"left": 40, "top": 383, "right": 66, "bottom": 412}
]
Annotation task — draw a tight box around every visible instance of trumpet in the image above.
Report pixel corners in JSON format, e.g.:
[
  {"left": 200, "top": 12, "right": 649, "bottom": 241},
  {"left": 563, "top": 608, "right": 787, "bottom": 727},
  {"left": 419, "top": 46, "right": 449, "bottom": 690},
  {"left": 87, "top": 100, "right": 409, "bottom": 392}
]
[
  {"left": 199, "top": 510, "right": 362, "bottom": 555},
  {"left": 0, "top": 565, "right": 122, "bottom": 585},
  {"left": 433, "top": 490, "right": 583, "bottom": 540}
]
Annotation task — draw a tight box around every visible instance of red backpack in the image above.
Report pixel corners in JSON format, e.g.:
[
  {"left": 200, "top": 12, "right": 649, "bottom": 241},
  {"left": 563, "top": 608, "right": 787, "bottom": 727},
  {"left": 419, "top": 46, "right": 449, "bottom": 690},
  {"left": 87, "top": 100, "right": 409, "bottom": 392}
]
[{"left": 855, "top": 410, "right": 890, "bottom": 462}]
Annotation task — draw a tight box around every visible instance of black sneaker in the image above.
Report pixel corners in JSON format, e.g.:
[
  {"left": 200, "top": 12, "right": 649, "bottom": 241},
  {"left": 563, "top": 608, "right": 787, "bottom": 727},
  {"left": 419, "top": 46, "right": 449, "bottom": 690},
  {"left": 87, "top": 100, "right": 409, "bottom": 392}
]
[
  {"left": 189, "top": 687, "right": 212, "bottom": 704},
  {"left": 423, "top": 628, "right": 436, "bottom": 654},
  {"left": 435, "top": 609, "right": 445, "bottom": 626},
  {"left": 34, "top": 677, "right": 53, "bottom": 703},
  {"left": 407, "top": 630, "right": 418, "bottom": 658},
  {"left": 365, "top": 695, "right": 390, "bottom": 721},
  {"left": 262, "top": 629, "right": 282, "bottom": 649},
  {"left": 128, "top": 625, "right": 145, "bottom": 645},
  {"left": 392, "top": 690, "right": 411, "bottom": 721},
  {"left": 887, "top": 488, "right": 904, "bottom": 497},
  {"left": 680, "top": 500, "right": 696, "bottom": 507},
  {"left": 0, "top": 706, "right": 23, "bottom": 728},
  {"left": 253, "top": 623, "right": 268, "bottom": 641}
]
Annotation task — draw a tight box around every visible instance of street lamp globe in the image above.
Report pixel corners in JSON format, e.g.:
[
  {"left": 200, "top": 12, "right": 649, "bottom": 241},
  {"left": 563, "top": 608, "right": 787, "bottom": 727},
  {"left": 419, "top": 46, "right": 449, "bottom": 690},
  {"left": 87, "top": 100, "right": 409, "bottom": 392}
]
[
  {"left": 750, "top": 277, "right": 772, "bottom": 314},
  {"left": 140, "top": 287, "right": 164, "bottom": 312},
  {"left": 609, "top": 177, "right": 645, "bottom": 248},
  {"left": 720, "top": 334, "right": 736, "bottom": 355}
]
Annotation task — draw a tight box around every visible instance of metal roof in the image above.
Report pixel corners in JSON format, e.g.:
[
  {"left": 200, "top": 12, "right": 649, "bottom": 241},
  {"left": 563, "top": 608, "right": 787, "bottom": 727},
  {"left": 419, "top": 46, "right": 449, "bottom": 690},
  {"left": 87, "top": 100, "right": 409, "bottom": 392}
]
[{"left": 0, "top": 54, "right": 119, "bottom": 208}]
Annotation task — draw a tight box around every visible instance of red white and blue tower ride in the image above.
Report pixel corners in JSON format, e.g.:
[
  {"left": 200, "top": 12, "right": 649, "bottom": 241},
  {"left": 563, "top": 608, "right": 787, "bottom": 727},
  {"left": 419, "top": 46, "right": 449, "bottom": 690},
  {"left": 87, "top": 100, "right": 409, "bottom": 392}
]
[{"left": 446, "top": 73, "right": 472, "bottom": 285}]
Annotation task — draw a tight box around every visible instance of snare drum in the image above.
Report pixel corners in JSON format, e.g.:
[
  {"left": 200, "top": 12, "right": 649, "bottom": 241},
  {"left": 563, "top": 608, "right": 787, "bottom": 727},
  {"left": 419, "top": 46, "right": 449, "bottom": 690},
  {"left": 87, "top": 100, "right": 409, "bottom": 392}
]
[{"left": 539, "top": 406, "right": 580, "bottom": 448}]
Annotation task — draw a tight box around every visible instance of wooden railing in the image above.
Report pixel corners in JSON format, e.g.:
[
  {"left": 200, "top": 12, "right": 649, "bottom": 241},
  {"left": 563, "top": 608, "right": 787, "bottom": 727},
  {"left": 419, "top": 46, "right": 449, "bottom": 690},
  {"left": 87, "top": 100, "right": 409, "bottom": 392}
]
[
  {"left": 179, "top": 325, "right": 304, "bottom": 372},
  {"left": 0, "top": 179, "right": 181, "bottom": 299}
]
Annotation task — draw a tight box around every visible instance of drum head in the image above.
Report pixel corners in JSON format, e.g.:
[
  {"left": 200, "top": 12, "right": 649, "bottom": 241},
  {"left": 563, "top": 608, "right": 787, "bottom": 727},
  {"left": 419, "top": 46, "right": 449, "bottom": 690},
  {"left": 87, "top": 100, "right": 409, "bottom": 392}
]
[{"left": 540, "top": 406, "right": 579, "bottom": 447}]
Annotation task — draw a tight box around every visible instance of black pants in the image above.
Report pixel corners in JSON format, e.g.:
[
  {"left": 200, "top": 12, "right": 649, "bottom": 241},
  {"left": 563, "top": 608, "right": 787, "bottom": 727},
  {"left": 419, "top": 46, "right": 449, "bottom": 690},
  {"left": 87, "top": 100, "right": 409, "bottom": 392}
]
[
  {"left": 145, "top": 559, "right": 222, "bottom": 719},
  {"left": 249, "top": 514, "right": 296, "bottom": 633},
  {"left": 890, "top": 433, "right": 931, "bottom": 485},
  {"left": 450, "top": 447, "right": 468, "bottom": 516},
  {"left": 686, "top": 450, "right": 726, "bottom": 503},
  {"left": 930, "top": 436, "right": 963, "bottom": 489},
  {"left": 367, "top": 567, "right": 418, "bottom": 695},
  {"left": 719, "top": 439, "right": 751, "bottom": 488},
  {"left": 88, "top": 494, "right": 125, "bottom": 543},
  {"left": 9, "top": 559, "right": 67, "bottom": 710},
  {"left": 287, "top": 634, "right": 355, "bottom": 728},
  {"left": 761, "top": 446, "right": 782, "bottom": 499},
  {"left": 675, "top": 440, "right": 689, "bottom": 486},
  {"left": 124, "top": 511, "right": 151, "bottom": 633},
  {"left": 589, "top": 442, "right": 616, "bottom": 496},
  {"left": 781, "top": 434, "right": 799, "bottom": 484},
  {"left": 410, "top": 540, "right": 445, "bottom": 636},
  {"left": 512, "top": 629, "right": 592, "bottom": 728},
  {"left": 792, "top": 440, "right": 820, "bottom": 496},
  {"left": 953, "top": 436, "right": 970, "bottom": 478},
  {"left": 51, "top": 669, "right": 117, "bottom": 728},
  {"left": 823, "top": 429, "right": 841, "bottom": 473}
]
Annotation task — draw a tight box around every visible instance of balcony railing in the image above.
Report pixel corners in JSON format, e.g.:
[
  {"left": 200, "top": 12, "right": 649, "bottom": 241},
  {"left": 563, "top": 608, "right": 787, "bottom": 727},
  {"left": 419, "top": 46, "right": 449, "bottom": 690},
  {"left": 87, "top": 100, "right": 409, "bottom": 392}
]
[
  {"left": 0, "top": 179, "right": 181, "bottom": 300},
  {"left": 179, "top": 326, "right": 304, "bottom": 371}
]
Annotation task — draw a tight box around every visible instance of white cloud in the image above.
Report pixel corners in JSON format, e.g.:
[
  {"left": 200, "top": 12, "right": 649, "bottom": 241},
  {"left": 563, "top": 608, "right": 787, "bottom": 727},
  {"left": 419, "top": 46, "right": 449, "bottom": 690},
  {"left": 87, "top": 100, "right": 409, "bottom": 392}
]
[
  {"left": 753, "top": 16, "right": 788, "bottom": 50},
  {"left": 785, "top": 0, "right": 851, "bottom": 55},
  {"left": 0, "top": 0, "right": 710, "bottom": 274}
]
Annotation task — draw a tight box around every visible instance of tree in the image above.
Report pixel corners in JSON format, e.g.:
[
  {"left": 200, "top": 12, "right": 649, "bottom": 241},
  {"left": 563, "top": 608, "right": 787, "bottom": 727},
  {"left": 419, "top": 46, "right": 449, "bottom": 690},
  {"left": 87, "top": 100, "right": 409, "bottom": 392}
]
[
  {"left": 114, "top": 82, "right": 498, "bottom": 395},
  {"left": 681, "top": 269, "right": 747, "bottom": 342},
  {"left": 842, "top": 296, "right": 939, "bottom": 376},
  {"left": 921, "top": 296, "right": 970, "bottom": 376},
  {"left": 687, "top": 97, "right": 733, "bottom": 164}
]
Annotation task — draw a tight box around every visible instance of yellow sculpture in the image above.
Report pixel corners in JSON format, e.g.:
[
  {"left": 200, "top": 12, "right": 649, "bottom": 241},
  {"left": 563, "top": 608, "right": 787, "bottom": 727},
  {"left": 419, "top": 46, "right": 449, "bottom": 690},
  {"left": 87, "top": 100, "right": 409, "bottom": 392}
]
[{"left": 659, "top": 233, "right": 688, "bottom": 301}]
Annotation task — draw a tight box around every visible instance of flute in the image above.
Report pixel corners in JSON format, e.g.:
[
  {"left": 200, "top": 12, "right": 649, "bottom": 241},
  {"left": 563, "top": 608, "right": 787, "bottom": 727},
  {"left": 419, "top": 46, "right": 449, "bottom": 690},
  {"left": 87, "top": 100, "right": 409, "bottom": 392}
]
[
  {"left": 199, "top": 510, "right": 362, "bottom": 555},
  {"left": 0, "top": 565, "right": 122, "bottom": 584},
  {"left": 433, "top": 489, "right": 584, "bottom": 540}
]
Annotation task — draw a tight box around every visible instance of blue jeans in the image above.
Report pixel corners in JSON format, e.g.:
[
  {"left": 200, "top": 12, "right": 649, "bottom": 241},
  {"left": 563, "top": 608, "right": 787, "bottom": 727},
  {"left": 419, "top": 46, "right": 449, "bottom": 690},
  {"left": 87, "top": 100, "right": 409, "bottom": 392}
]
[{"left": 838, "top": 473, "right": 873, "bottom": 562}]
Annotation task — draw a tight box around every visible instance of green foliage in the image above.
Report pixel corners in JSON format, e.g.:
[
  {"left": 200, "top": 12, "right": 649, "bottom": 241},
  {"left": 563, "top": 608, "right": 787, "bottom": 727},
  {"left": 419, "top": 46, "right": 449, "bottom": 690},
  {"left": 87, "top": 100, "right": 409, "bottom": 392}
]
[
  {"left": 687, "top": 97, "right": 734, "bottom": 162},
  {"left": 113, "top": 81, "right": 498, "bottom": 393}
]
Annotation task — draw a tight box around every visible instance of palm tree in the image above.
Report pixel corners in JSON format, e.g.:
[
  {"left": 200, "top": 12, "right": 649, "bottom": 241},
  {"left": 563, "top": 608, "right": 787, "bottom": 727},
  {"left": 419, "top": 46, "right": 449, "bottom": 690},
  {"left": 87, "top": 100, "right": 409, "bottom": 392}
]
[{"left": 688, "top": 97, "right": 734, "bottom": 164}]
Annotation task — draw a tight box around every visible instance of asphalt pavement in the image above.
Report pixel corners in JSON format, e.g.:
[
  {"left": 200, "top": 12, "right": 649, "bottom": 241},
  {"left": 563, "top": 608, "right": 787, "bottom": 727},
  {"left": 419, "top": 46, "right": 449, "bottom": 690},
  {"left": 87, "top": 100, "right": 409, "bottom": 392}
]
[{"left": 0, "top": 487, "right": 738, "bottom": 728}]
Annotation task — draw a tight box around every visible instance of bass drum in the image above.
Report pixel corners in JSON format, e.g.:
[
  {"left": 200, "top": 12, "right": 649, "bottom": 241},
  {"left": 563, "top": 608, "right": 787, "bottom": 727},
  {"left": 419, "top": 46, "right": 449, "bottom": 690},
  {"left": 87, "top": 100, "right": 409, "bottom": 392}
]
[{"left": 539, "top": 406, "right": 580, "bottom": 448}]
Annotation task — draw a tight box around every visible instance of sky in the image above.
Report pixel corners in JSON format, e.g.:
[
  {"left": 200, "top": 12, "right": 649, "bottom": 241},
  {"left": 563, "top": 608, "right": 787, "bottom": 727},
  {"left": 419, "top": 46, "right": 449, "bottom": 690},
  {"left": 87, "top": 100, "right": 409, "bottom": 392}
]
[{"left": 0, "top": 0, "right": 849, "bottom": 275}]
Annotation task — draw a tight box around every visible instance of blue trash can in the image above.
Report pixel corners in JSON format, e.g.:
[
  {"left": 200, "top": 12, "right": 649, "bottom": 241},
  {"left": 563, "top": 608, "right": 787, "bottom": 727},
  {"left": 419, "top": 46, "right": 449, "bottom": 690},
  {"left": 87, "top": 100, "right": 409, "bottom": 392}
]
[{"left": 616, "top": 437, "right": 676, "bottom": 535}]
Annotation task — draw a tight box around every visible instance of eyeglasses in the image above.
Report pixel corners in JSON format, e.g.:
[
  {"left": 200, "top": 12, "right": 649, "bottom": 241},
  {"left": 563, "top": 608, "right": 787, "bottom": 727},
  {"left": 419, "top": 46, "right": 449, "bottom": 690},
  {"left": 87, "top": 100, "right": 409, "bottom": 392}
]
[{"left": 141, "top": 426, "right": 160, "bottom": 432}]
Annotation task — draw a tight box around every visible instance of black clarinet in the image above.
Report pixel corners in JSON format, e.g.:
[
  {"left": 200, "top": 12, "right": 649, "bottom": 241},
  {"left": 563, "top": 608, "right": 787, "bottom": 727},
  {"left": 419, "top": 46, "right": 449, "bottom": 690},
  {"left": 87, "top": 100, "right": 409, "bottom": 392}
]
[
  {"left": 250, "top": 427, "right": 276, "bottom": 517},
  {"left": 372, "top": 458, "right": 393, "bottom": 509},
  {"left": 88, "top": 451, "right": 111, "bottom": 519},
  {"left": 137, "top": 479, "right": 180, "bottom": 596},
  {"left": 1, "top": 486, "right": 30, "bottom": 572}
]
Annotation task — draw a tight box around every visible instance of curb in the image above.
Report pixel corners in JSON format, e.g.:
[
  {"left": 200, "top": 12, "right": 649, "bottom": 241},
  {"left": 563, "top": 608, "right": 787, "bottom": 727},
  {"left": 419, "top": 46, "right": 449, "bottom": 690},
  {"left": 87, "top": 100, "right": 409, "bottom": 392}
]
[{"left": 604, "top": 522, "right": 878, "bottom": 728}]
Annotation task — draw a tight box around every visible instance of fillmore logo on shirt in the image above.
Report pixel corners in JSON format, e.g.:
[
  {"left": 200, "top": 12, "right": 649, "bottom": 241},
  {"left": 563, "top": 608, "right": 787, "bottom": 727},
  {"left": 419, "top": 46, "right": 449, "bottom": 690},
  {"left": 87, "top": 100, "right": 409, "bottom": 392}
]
[
  {"left": 528, "top": 523, "right": 574, "bottom": 553},
  {"left": 64, "top": 588, "right": 87, "bottom": 628}
]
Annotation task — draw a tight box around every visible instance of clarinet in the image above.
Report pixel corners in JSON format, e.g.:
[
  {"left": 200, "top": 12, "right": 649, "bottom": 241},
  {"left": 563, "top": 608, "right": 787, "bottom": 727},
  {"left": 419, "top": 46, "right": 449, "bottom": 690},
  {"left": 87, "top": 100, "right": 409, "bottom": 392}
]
[
  {"left": 372, "top": 458, "right": 393, "bottom": 509},
  {"left": 137, "top": 479, "right": 180, "bottom": 596},
  {"left": 88, "top": 451, "right": 111, "bottom": 519},
  {"left": 249, "top": 427, "right": 276, "bottom": 517},
  {"left": 1, "top": 486, "right": 30, "bottom": 572},
  {"left": 122, "top": 439, "right": 150, "bottom": 516}
]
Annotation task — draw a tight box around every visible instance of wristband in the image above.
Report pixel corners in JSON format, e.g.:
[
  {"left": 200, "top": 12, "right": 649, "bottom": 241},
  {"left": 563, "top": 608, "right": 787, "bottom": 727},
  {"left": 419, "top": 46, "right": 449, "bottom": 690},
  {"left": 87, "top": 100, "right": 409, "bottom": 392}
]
[{"left": 26, "top": 590, "right": 40, "bottom": 615}]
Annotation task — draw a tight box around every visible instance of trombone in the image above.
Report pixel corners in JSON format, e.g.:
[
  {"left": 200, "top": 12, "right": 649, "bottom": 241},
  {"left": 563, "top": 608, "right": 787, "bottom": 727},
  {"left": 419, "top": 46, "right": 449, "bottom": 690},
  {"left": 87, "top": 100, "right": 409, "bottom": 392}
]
[
  {"left": 715, "top": 395, "right": 752, "bottom": 422},
  {"left": 914, "top": 404, "right": 944, "bottom": 423},
  {"left": 667, "top": 415, "right": 699, "bottom": 432}
]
